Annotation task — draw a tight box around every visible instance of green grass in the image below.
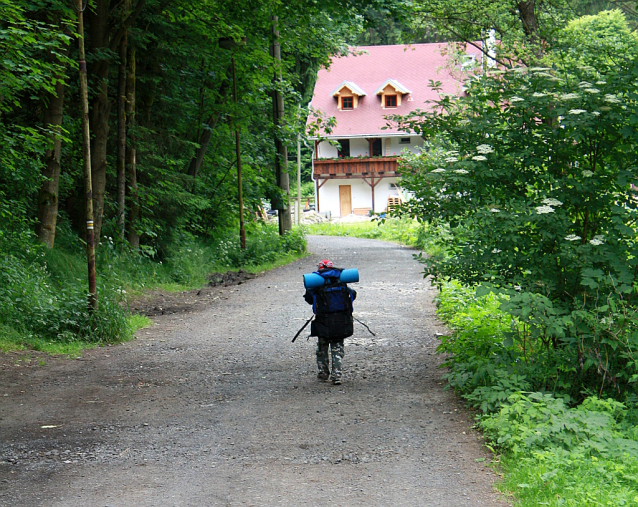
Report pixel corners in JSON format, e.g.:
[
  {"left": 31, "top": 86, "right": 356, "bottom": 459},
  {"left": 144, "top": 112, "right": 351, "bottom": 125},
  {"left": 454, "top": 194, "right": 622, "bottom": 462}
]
[
  {"left": 498, "top": 450, "right": 638, "bottom": 506},
  {"left": 305, "top": 216, "right": 448, "bottom": 256},
  {"left": 0, "top": 323, "right": 97, "bottom": 356},
  {"left": 129, "top": 314, "right": 152, "bottom": 332}
]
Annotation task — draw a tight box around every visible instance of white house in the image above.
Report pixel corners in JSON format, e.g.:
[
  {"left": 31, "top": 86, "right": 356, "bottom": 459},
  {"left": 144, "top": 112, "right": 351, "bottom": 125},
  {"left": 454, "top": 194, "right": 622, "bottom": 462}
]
[{"left": 308, "top": 43, "right": 482, "bottom": 217}]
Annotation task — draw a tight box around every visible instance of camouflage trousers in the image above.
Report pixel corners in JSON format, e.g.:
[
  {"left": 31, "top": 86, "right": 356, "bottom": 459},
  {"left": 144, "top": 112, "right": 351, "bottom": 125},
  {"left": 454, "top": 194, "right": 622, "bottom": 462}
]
[{"left": 317, "top": 337, "right": 344, "bottom": 381}]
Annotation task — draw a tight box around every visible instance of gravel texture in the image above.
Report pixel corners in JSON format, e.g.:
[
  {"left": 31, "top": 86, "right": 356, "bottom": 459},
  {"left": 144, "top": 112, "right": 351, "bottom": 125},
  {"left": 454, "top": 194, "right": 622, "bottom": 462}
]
[{"left": 0, "top": 236, "right": 509, "bottom": 506}]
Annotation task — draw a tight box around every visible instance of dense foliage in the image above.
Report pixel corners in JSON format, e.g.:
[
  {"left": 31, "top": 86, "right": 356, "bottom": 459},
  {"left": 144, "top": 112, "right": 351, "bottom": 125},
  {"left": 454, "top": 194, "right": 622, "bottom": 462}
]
[
  {"left": 395, "top": 11, "right": 638, "bottom": 400},
  {"left": 387, "top": 8, "right": 638, "bottom": 503},
  {"left": 0, "top": 0, "right": 389, "bottom": 347}
]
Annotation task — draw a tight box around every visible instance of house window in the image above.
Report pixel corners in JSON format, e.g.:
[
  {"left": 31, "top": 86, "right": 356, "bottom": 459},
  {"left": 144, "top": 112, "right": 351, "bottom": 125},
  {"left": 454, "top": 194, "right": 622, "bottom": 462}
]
[
  {"left": 342, "top": 96, "right": 353, "bottom": 110},
  {"left": 371, "top": 138, "right": 382, "bottom": 156},
  {"left": 399, "top": 137, "right": 411, "bottom": 144},
  {"left": 337, "top": 139, "right": 350, "bottom": 157},
  {"left": 385, "top": 95, "right": 397, "bottom": 107}
]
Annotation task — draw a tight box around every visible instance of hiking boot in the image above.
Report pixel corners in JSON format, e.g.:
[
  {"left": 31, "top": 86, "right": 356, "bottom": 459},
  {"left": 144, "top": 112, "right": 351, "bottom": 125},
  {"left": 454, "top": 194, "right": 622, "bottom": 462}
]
[
  {"left": 331, "top": 376, "right": 342, "bottom": 385},
  {"left": 317, "top": 371, "right": 330, "bottom": 381}
]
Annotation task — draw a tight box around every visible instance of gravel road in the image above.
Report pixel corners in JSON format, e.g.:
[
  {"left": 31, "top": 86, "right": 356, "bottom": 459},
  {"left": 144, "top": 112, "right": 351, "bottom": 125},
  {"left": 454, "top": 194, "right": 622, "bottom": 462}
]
[{"left": 0, "top": 236, "right": 509, "bottom": 506}]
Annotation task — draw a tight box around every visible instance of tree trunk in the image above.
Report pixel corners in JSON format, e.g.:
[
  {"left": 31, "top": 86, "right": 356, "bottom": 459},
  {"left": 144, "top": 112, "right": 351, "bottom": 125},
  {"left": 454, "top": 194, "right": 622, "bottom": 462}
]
[
  {"left": 517, "top": 1, "right": 540, "bottom": 45},
  {"left": 87, "top": 0, "right": 111, "bottom": 247},
  {"left": 187, "top": 74, "right": 230, "bottom": 178},
  {"left": 125, "top": 44, "right": 139, "bottom": 249},
  {"left": 116, "top": 4, "right": 128, "bottom": 241},
  {"left": 271, "top": 15, "right": 292, "bottom": 235},
  {"left": 77, "top": 0, "right": 98, "bottom": 310},
  {"left": 187, "top": 114, "right": 220, "bottom": 178},
  {"left": 87, "top": 0, "right": 146, "bottom": 247},
  {"left": 36, "top": 77, "right": 65, "bottom": 248}
]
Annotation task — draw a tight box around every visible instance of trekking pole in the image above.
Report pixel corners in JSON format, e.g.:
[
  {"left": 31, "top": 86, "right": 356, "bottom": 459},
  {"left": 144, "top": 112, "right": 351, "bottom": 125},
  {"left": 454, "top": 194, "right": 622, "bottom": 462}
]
[
  {"left": 354, "top": 317, "right": 376, "bottom": 336},
  {"left": 292, "top": 316, "right": 314, "bottom": 343}
]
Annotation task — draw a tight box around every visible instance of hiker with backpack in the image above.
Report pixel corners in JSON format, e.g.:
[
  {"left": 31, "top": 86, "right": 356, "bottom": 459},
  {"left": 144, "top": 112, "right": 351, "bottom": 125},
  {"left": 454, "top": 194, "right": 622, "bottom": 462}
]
[{"left": 303, "top": 259, "right": 356, "bottom": 385}]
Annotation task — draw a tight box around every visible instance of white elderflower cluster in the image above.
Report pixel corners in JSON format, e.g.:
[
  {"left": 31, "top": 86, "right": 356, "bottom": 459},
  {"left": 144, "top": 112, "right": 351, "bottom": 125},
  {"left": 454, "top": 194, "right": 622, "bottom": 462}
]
[
  {"left": 579, "top": 81, "right": 594, "bottom": 88},
  {"left": 582, "top": 170, "right": 593, "bottom": 177},
  {"left": 584, "top": 88, "right": 600, "bottom": 94},
  {"left": 532, "top": 92, "right": 547, "bottom": 97},
  {"left": 492, "top": 248, "right": 502, "bottom": 253},
  {"left": 560, "top": 93, "right": 580, "bottom": 100},
  {"left": 536, "top": 205, "right": 555, "bottom": 214},
  {"left": 510, "top": 96, "right": 524, "bottom": 102},
  {"left": 589, "top": 235, "right": 605, "bottom": 246},
  {"left": 431, "top": 168, "right": 445, "bottom": 173},
  {"left": 490, "top": 208, "right": 500, "bottom": 213},
  {"left": 530, "top": 67, "right": 551, "bottom": 72},
  {"left": 458, "top": 119, "right": 471, "bottom": 126},
  {"left": 592, "top": 111, "right": 600, "bottom": 116},
  {"left": 542, "top": 198, "right": 563, "bottom": 206},
  {"left": 476, "top": 144, "right": 494, "bottom": 154},
  {"left": 472, "top": 155, "right": 487, "bottom": 161},
  {"left": 604, "top": 94, "right": 620, "bottom": 104},
  {"left": 445, "top": 157, "right": 458, "bottom": 163},
  {"left": 565, "top": 234, "right": 581, "bottom": 241},
  {"left": 445, "top": 150, "right": 459, "bottom": 156},
  {"left": 568, "top": 109, "right": 587, "bottom": 115},
  {"left": 454, "top": 169, "right": 469, "bottom": 174},
  {"left": 596, "top": 80, "right": 607, "bottom": 85}
]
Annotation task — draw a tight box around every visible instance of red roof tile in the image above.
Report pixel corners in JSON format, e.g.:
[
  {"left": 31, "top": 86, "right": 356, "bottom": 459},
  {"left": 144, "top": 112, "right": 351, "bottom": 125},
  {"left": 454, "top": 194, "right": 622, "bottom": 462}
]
[{"left": 308, "top": 43, "right": 482, "bottom": 138}]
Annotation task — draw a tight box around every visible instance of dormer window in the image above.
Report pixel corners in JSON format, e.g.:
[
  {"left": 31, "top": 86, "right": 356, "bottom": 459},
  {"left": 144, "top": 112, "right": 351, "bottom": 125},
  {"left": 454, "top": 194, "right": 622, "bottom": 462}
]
[
  {"left": 331, "top": 80, "right": 366, "bottom": 110},
  {"left": 375, "top": 78, "right": 411, "bottom": 109}
]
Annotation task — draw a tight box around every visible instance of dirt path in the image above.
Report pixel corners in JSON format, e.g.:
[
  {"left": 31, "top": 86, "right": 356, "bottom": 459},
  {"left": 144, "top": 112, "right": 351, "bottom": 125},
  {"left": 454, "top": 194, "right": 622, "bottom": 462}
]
[{"left": 0, "top": 236, "right": 508, "bottom": 506}]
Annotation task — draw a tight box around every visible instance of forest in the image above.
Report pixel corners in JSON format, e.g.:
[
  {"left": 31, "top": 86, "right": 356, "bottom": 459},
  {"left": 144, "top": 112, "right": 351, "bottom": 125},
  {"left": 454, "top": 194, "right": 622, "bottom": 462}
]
[{"left": 1, "top": 0, "right": 399, "bottom": 348}]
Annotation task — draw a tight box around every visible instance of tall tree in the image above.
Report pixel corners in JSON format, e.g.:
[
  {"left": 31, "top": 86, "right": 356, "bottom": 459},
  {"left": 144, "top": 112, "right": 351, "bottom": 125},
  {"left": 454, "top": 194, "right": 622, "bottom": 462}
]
[
  {"left": 116, "top": 0, "right": 131, "bottom": 241},
  {"left": 86, "top": 0, "right": 146, "bottom": 247},
  {"left": 36, "top": 53, "right": 66, "bottom": 248},
  {"left": 125, "top": 42, "right": 139, "bottom": 248}
]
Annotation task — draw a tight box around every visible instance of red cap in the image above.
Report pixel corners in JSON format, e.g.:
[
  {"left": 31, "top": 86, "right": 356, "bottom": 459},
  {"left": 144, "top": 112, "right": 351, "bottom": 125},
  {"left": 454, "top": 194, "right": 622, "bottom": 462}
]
[{"left": 318, "top": 259, "right": 334, "bottom": 270}]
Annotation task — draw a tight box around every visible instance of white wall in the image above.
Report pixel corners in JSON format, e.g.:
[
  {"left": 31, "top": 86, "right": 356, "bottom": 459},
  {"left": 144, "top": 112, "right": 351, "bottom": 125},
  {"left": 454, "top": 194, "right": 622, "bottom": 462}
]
[
  {"left": 383, "top": 136, "right": 424, "bottom": 156},
  {"left": 317, "top": 141, "right": 338, "bottom": 158},
  {"left": 349, "top": 138, "right": 369, "bottom": 157},
  {"left": 317, "top": 176, "right": 400, "bottom": 217},
  {"left": 316, "top": 136, "right": 423, "bottom": 159}
]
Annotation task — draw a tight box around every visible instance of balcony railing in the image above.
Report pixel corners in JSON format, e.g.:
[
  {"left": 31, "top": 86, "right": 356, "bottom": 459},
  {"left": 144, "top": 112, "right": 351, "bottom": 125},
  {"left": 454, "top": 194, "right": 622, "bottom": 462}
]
[{"left": 314, "top": 156, "right": 398, "bottom": 178}]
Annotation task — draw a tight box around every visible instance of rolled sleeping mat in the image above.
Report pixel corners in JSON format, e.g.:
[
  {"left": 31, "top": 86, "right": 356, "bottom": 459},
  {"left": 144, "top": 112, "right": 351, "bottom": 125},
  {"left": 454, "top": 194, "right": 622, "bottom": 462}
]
[
  {"left": 339, "top": 268, "right": 359, "bottom": 284},
  {"left": 303, "top": 273, "right": 325, "bottom": 289},
  {"left": 303, "top": 268, "right": 360, "bottom": 289}
]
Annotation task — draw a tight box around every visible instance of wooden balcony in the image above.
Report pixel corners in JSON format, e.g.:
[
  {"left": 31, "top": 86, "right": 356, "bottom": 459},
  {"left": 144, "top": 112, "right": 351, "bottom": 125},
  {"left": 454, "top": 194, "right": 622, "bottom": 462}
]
[{"left": 314, "top": 156, "right": 398, "bottom": 178}]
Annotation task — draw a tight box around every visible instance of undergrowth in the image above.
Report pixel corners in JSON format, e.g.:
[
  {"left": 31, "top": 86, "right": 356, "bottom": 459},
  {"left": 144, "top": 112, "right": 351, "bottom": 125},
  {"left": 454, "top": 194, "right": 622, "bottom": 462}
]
[
  {"left": 0, "top": 221, "right": 306, "bottom": 353},
  {"left": 436, "top": 280, "right": 638, "bottom": 505}
]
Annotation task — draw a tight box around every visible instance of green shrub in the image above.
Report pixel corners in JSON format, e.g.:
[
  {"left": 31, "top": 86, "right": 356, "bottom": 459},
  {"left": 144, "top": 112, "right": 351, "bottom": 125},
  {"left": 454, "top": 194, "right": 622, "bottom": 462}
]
[
  {"left": 0, "top": 252, "right": 131, "bottom": 344},
  {"left": 481, "top": 392, "right": 638, "bottom": 506},
  {"left": 394, "top": 17, "right": 638, "bottom": 398},
  {"left": 0, "top": 219, "right": 306, "bottom": 350}
]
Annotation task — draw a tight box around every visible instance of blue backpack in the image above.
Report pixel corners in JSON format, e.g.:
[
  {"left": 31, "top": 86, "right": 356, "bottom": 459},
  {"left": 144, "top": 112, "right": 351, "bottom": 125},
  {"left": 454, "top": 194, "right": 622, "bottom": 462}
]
[{"left": 311, "top": 273, "right": 354, "bottom": 340}]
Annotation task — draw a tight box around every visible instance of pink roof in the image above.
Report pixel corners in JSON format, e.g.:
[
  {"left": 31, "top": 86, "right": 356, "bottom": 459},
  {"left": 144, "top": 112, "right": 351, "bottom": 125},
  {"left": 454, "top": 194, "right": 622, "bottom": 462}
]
[{"left": 308, "top": 43, "right": 482, "bottom": 138}]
